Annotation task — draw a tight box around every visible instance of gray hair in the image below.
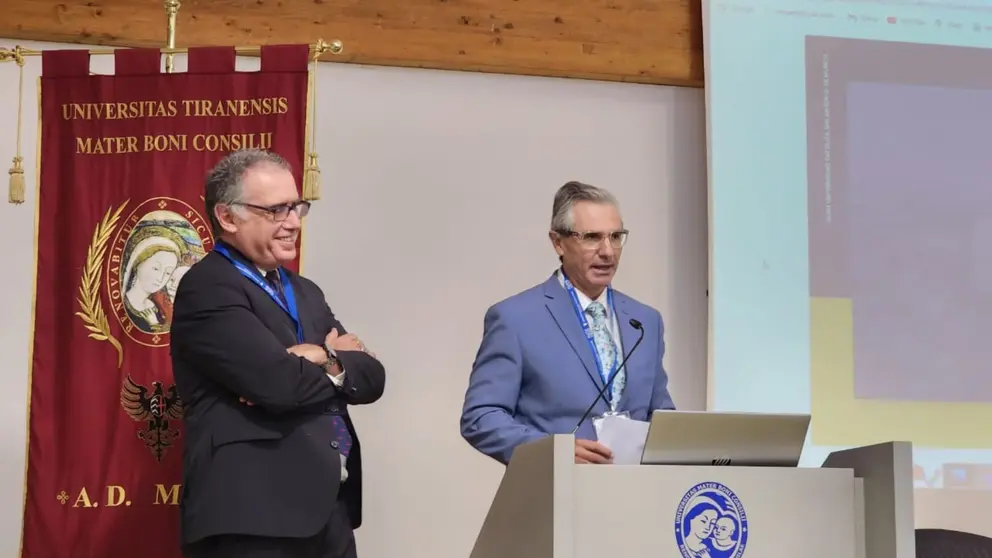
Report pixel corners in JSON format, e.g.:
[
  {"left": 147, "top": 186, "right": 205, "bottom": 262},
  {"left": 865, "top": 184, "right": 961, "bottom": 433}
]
[
  {"left": 204, "top": 149, "right": 292, "bottom": 237},
  {"left": 550, "top": 180, "right": 620, "bottom": 233}
]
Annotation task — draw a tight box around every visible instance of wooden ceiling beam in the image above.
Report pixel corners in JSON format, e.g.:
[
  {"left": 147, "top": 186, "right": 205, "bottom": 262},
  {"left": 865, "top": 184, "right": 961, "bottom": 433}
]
[{"left": 0, "top": 0, "right": 703, "bottom": 87}]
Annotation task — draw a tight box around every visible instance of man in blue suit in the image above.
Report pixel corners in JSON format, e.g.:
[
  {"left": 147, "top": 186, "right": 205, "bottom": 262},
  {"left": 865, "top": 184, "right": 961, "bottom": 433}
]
[{"left": 461, "top": 181, "right": 676, "bottom": 465}]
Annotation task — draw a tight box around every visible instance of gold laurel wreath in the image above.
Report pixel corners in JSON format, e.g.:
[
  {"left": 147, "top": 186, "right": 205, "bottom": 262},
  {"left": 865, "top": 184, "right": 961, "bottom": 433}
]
[{"left": 74, "top": 200, "right": 129, "bottom": 368}]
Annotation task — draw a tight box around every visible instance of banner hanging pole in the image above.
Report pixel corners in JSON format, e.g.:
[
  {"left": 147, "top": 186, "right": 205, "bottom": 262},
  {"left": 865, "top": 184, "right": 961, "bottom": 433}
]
[{"left": 0, "top": 41, "right": 344, "bottom": 61}]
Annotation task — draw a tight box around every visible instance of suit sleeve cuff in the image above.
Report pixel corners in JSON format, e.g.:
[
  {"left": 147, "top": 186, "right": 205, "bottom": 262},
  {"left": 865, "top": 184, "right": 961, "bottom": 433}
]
[
  {"left": 327, "top": 369, "right": 346, "bottom": 386},
  {"left": 323, "top": 345, "right": 347, "bottom": 386}
]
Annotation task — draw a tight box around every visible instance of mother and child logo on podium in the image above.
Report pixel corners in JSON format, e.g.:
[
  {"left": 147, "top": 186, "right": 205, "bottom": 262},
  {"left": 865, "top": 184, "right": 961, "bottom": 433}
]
[{"left": 674, "top": 481, "right": 749, "bottom": 558}]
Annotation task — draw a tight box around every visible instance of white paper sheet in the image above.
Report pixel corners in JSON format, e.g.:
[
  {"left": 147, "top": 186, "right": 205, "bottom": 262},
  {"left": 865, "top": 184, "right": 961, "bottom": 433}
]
[{"left": 593, "top": 415, "right": 650, "bottom": 465}]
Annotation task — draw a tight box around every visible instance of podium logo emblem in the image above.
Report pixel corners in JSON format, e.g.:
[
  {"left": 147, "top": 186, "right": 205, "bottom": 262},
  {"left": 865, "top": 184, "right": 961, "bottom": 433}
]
[{"left": 674, "top": 481, "right": 748, "bottom": 558}]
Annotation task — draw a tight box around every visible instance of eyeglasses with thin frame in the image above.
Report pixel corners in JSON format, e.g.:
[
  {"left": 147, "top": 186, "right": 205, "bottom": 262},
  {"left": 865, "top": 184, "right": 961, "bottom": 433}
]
[
  {"left": 557, "top": 229, "right": 629, "bottom": 249},
  {"left": 231, "top": 200, "right": 311, "bottom": 222}
]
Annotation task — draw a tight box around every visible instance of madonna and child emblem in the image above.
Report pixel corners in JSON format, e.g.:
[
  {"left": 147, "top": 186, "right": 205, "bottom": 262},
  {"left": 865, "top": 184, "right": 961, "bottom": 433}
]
[
  {"left": 674, "top": 482, "right": 748, "bottom": 558},
  {"left": 77, "top": 196, "right": 213, "bottom": 362},
  {"left": 105, "top": 197, "right": 212, "bottom": 347}
]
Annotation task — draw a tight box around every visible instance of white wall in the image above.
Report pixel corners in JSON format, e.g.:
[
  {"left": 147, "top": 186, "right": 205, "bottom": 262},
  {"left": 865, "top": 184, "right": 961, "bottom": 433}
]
[{"left": 0, "top": 39, "right": 708, "bottom": 558}]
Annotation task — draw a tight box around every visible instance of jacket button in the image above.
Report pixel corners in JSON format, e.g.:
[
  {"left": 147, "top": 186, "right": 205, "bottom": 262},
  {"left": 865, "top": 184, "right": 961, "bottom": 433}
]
[
  {"left": 328, "top": 405, "right": 339, "bottom": 413},
  {"left": 331, "top": 441, "right": 339, "bottom": 449},
  {"left": 349, "top": 387, "right": 358, "bottom": 394}
]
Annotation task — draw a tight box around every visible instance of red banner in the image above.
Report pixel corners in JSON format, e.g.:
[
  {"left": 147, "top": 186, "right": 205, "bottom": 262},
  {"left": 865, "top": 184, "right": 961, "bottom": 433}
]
[{"left": 21, "top": 45, "right": 311, "bottom": 558}]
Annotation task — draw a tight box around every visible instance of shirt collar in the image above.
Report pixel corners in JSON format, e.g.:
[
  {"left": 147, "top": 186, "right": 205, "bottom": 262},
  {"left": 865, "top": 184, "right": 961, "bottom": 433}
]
[{"left": 557, "top": 268, "right": 610, "bottom": 315}]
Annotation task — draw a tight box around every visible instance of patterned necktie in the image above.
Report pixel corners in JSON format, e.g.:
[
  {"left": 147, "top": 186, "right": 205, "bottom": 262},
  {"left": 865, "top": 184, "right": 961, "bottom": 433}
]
[
  {"left": 586, "top": 301, "right": 624, "bottom": 409},
  {"left": 331, "top": 415, "right": 353, "bottom": 458}
]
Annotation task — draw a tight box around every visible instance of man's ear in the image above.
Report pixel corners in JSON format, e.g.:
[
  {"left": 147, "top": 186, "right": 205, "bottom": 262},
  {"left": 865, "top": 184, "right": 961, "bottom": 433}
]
[
  {"left": 549, "top": 230, "right": 565, "bottom": 257},
  {"left": 214, "top": 204, "right": 240, "bottom": 234}
]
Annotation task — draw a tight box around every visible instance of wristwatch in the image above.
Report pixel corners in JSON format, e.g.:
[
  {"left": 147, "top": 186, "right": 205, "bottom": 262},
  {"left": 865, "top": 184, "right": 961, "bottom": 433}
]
[{"left": 322, "top": 345, "right": 340, "bottom": 372}]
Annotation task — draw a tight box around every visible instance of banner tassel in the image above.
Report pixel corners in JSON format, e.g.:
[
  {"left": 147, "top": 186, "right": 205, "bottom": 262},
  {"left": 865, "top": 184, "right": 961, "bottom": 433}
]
[
  {"left": 303, "top": 152, "right": 321, "bottom": 201},
  {"left": 8, "top": 157, "right": 24, "bottom": 204},
  {"left": 302, "top": 45, "right": 321, "bottom": 202},
  {"left": 9, "top": 48, "right": 25, "bottom": 205}
]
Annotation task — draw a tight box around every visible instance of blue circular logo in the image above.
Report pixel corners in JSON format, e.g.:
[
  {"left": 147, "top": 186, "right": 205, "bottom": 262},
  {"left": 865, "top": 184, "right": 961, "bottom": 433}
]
[{"left": 674, "top": 481, "right": 748, "bottom": 558}]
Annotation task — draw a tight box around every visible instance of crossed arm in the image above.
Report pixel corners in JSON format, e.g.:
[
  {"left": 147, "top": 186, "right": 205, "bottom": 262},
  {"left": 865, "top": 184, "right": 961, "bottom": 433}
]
[
  {"left": 171, "top": 278, "right": 385, "bottom": 413},
  {"left": 316, "top": 300, "right": 386, "bottom": 406}
]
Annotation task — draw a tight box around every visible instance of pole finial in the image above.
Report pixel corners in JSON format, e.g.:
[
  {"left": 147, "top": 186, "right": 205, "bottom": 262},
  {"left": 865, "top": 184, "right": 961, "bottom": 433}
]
[
  {"left": 314, "top": 39, "right": 344, "bottom": 58},
  {"left": 164, "top": 0, "right": 182, "bottom": 73}
]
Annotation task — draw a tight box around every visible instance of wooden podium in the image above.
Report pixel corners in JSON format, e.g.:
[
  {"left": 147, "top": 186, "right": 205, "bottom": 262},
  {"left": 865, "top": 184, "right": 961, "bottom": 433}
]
[{"left": 469, "top": 433, "right": 916, "bottom": 558}]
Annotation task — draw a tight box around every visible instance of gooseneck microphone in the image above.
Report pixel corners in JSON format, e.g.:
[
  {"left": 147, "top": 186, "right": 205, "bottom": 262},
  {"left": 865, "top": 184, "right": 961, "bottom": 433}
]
[{"left": 572, "top": 318, "right": 645, "bottom": 434}]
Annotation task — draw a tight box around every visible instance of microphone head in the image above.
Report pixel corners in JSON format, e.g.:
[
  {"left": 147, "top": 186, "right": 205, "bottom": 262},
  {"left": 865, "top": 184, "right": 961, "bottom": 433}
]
[{"left": 629, "top": 318, "right": 643, "bottom": 329}]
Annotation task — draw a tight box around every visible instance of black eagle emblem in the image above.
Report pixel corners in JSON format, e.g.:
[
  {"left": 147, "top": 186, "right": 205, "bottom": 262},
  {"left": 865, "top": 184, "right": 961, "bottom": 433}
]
[{"left": 120, "top": 375, "right": 185, "bottom": 462}]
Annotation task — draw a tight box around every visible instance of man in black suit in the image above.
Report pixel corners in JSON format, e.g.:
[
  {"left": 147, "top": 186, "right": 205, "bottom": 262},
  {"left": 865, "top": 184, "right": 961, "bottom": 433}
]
[{"left": 171, "top": 148, "right": 385, "bottom": 558}]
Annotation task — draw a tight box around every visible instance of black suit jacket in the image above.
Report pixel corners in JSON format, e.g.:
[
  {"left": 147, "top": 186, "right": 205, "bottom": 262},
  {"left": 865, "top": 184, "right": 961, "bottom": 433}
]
[{"left": 170, "top": 244, "right": 385, "bottom": 545}]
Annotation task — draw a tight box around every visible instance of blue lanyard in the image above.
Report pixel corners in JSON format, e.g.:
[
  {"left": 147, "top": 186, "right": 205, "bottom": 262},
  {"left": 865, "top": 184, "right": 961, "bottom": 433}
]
[
  {"left": 562, "top": 273, "right": 618, "bottom": 403},
  {"left": 214, "top": 244, "right": 304, "bottom": 343}
]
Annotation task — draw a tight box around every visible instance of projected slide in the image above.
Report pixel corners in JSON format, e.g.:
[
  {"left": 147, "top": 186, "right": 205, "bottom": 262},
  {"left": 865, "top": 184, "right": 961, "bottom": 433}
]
[
  {"left": 705, "top": 0, "right": 992, "bottom": 505},
  {"left": 805, "top": 37, "right": 992, "bottom": 456}
]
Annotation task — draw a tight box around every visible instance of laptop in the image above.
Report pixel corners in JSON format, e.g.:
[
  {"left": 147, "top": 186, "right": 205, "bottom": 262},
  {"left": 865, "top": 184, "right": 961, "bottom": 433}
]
[{"left": 639, "top": 409, "right": 810, "bottom": 467}]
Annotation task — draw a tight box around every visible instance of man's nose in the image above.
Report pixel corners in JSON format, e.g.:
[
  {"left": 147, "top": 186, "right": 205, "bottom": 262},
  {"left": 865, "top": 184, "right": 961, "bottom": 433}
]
[{"left": 282, "top": 210, "right": 302, "bottom": 229}]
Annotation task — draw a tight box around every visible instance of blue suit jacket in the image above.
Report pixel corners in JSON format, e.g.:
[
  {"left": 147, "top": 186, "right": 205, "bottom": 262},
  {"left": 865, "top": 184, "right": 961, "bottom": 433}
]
[{"left": 460, "top": 273, "right": 676, "bottom": 464}]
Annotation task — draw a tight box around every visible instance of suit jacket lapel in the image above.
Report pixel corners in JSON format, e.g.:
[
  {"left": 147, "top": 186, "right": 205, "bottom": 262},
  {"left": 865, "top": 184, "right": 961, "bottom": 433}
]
[
  {"left": 614, "top": 292, "right": 643, "bottom": 411},
  {"left": 542, "top": 274, "right": 604, "bottom": 392},
  {"left": 216, "top": 247, "right": 296, "bottom": 345},
  {"left": 616, "top": 295, "right": 637, "bottom": 358}
]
